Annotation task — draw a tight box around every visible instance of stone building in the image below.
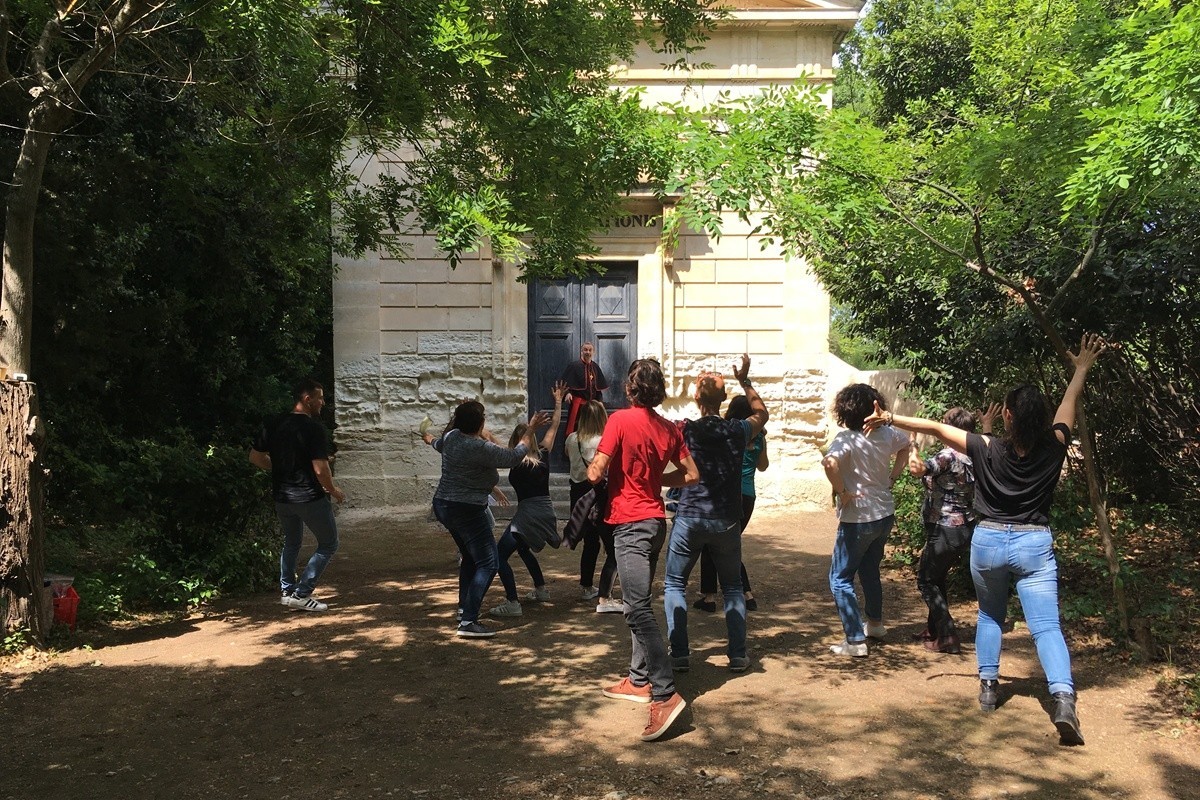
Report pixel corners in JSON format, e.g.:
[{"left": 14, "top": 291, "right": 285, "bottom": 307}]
[{"left": 332, "top": 0, "right": 878, "bottom": 511}]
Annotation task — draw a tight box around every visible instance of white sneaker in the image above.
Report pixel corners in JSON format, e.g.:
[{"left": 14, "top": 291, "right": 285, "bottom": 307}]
[
  {"left": 283, "top": 594, "right": 328, "bottom": 612},
  {"left": 864, "top": 621, "right": 887, "bottom": 640},
  {"left": 525, "top": 586, "right": 550, "bottom": 602},
  {"left": 830, "top": 639, "right": 869, "bottom": 657},
  {"left": 489, "top": 599, "right": 523, "bottom": 617},
  {"left": 596, "top": 598, "right": 624, "bottom": 614},
  {"left": 580, "top": 586, "right": 600, "bottom": 601}
]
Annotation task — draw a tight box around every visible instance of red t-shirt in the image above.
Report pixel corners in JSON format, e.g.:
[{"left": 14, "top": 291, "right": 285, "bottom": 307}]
[{"left": 597, "top": 406, "right": 690, "bottom": 525}]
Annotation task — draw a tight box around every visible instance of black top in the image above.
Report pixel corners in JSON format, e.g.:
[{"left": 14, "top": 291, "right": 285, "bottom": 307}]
[
  {"left": 965, "top": 423, "right": 1070, "bottom": 525},
  {"left": 675, "top": 417, "right": 751, "bottom": 520},
  {"left": 253, "top": 412, "right": 330, "bottom": 504},
  {"left": 509, "top": 448, "right": 551, "bottom": 501},
  {"left": 560, "top": 360, "right": 608, "bottom": 402}
]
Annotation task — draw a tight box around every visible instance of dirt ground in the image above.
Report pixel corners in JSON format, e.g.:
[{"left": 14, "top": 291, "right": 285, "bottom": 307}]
[{"left": 3, "top": 507, "right": 1198, "bottom": 800}]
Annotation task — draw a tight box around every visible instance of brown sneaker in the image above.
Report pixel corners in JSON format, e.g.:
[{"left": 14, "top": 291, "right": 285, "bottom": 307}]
[
  {"left": 602, "top": 677, "right": 652, "bottom": 704},
  {"left": 640, "top": 692, "right": 687, "bottom": 741}
]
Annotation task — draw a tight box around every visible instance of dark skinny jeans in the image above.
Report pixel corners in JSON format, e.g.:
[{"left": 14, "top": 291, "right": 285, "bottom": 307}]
[
  {"left": 917, "top": 521, "right": 974, "bottom": 639},
  {"left": 572, "top": 479, "right": 618, "bottom": 596},
  {"left": 699, "top": 494, "right": 755, "bottom": 595},
  {"left": 497, "top": 526, "right": 546, "bottom": 601}
]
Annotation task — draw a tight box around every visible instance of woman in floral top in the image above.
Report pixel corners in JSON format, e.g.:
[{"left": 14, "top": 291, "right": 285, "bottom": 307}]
[{"left": 907, "top": 405, "right": 997, "bottom": 653}]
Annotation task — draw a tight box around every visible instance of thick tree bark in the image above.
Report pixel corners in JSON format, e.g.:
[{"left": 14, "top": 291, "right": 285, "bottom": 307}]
[{"left": 0, "top": 380, "right": 46, "bottom": 640}]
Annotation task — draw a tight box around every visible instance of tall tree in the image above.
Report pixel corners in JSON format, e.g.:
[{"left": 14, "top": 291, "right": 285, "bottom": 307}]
[
  {"left": 662, "top": 0, "right": 1200, "bottom": 638},
  {"left": 0, "top": 0, "right": 715, "bottom": 638}
]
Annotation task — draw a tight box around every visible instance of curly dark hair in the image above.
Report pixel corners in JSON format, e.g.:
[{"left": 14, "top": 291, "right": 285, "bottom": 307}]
[
  {"left": 627, "top": 358, "right": 666, "bottom": 408},
  {"left": 833, "top": 383, "right": 886, "bottom": 432}
]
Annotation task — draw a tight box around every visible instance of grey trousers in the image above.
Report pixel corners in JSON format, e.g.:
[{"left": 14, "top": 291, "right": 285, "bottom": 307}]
[{"left": 613, "top": 518, "right": 675, "bottom": 701}]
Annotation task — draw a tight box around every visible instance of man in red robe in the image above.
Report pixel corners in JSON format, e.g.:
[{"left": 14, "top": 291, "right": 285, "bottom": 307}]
[{"left": 561, "top": 341, "right": 609, "bottom": 433}]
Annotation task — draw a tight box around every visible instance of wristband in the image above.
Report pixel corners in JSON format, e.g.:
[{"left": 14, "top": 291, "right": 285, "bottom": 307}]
[{"left": 739, "top": 378, "right": 752, "bottom": 388}]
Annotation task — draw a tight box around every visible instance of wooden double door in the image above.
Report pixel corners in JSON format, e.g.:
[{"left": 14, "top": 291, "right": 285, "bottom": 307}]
[{"left": 527, "top": 263, "right": 638, "bottom": 471}]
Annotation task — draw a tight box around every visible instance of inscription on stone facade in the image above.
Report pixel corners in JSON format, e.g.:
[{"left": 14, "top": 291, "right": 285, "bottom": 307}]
[{"left": 604, "top": 214, "right": 659, "bottom": 229}]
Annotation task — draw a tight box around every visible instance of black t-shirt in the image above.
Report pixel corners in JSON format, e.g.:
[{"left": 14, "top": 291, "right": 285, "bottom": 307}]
[
  {"left": 965, "top": 424, "right": 1070, "bottom": 525},
  {"left": 675, "top": 416, "right": 750, "bottom": 520},
  {"left": 253, "top": 412, "right": 329, "bottom": 504},
  {"left": 509, "top": 448, "right": 550, "bottom": 501}
]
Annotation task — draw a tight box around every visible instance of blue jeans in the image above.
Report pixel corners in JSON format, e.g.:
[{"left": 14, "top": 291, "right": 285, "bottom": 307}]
[
  {"left": 664, "top": 516, "right": 745, "bottom": 661},
  {"left": 433, "top": 498, "right": 498, "bottom": 624},
  {"left": 277, "top": 497, "right": 340, "bottom": 598},
  {"left": 612, "top": 519, "right": 674, "bottom": 701},
  {"left": 971, "top": 522, "right": 1074, "bottom": 694},
  {"left": 497, "top": 526, "right": 545, "bottom": 601},
  {"left": 829, "top": 515, "right": 893, "bottom": 643}
]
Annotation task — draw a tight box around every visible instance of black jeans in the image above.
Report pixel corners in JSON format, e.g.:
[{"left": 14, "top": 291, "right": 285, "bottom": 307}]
[
  {"left": 917, "top": 522, "right": 974, "bottom": 638},
  {"left": 613, "top": 518, "right": 674, "bottom": 701},
  {"left": 572, "top": 479, "right": 617, "bottom": 596},
  {"left": 497, "top": 526, "right": 545, "bottom": 601},
  {"left": 700, "top": 494, "right": 755, "bottom": 595}
]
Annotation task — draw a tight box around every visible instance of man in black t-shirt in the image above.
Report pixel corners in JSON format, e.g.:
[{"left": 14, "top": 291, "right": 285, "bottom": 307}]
[
  {"left": 250, "top": 378, "right": 346, "bottom": 612},
  {"left": 663, "top": 355, "right": 769, "bottom": 673}
]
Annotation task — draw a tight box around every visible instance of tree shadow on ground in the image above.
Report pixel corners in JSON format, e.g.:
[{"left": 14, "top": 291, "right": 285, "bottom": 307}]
[{"left": 3, "top": 508, "right": 1196, "bottom": 800}]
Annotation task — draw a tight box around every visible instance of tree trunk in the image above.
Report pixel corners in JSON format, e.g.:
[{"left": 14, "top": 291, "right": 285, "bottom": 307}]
[
  {"left": 0, "top": 98, "right": 67, "bottom": 373},
  {"left": 1075, "top": 404, "right": 1130, "bottom": 637},
  {"left": 0, "top": 380, "right": 46, "bottom": 641}
]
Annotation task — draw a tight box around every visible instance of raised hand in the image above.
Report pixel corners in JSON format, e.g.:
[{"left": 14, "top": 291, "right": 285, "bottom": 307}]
[
  {"left": 1068, "top": 332, "right": 1107, "bottom": 373},
  {"left": 551, "top": 380, "right": 567, "bottom": 404},
  {"left": 862, "top": 400, "right": 890, "bottom": 433},
  {"left": 733, "top": 353, "right": 751, "bottom": 384},
  {"left": 978, "top": 402, "right": 1002, "bottom": 434},
  {"left": 530, "top": 410, "right": 552, "bottom": 429}
]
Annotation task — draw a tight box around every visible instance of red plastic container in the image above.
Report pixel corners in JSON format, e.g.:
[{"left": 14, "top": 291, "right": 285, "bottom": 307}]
[{"left": 53, "top": 586, "right": 79, "bottom": 631}]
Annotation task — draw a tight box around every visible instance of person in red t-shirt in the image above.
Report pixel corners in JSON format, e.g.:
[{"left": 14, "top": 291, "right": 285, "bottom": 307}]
[{"left": 587, "top": 358, "right": 698, "bottom": 742}]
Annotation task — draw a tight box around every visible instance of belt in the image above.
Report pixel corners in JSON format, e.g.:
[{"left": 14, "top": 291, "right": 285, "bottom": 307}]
[{"left": 978, "top": 521, "right": 1048, "bottom": 532}]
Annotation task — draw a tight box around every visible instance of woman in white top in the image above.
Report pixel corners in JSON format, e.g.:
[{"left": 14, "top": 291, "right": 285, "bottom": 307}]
[
  {"left": 566, "top": 400, "right": 619, "bottom": 610},
  {"left": 822, "top": 384, "right": 911, "bottom": 657}
]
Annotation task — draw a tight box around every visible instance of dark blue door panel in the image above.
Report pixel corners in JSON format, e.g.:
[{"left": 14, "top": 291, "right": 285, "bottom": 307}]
[{"left": 528, "top": 263, "right": 637, "bottom": 471}]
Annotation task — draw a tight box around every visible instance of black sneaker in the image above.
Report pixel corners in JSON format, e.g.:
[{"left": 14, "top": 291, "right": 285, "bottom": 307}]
[
  {"left": 456, "top": 621, "right": 496, "bottom": 639},
  {"left": 1051, "top": 692, "right": 1085, "bottom": 745},
  {"left": 979, "top": 679, "right": 999, "bottom": 712},
  {"left": 692, "top": 599, "right": 716, "bottom": 613}
]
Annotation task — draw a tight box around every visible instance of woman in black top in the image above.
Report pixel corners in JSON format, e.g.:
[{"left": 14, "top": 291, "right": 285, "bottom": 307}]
[
  {"left": 490, "top": 383, "right": 566, "bottom": 617},
  {"left": 864, "top": 333, "right": 1105, "bottom": 746}
]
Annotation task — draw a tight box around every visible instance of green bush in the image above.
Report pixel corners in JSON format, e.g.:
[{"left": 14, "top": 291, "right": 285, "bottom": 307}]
[
  {"left": 44, "top": 431, "right": 279, "bottom": 617},
  {"left": 888, "top": 470, "right": 926, "bottom": 566}
]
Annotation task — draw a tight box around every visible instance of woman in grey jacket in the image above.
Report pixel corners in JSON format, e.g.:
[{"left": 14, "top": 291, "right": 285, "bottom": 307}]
[{"left": 426, "top": 400, "right": 549, "bottom": 638}]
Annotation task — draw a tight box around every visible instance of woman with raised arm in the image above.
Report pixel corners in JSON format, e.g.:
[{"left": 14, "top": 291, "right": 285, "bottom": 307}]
[
  {"left": 490, "top": 383, "right": 567, "bottom": 617},
  {"left": 424, "top": 400, "right": 551, "bottom": 639},
  {"left": 864, "top": 333, "right": 1106, "bottom": 746}
]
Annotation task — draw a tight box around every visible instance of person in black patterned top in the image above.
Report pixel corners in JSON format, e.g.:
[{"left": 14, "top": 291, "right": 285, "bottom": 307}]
[{"left": 907, "top": 405, "right": 996, "bottom": 653}]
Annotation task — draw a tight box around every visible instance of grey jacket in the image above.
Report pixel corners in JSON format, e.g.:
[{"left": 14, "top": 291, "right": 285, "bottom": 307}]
[{"left": 433, "top": 429, "right": 529, "bottom": 506}]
